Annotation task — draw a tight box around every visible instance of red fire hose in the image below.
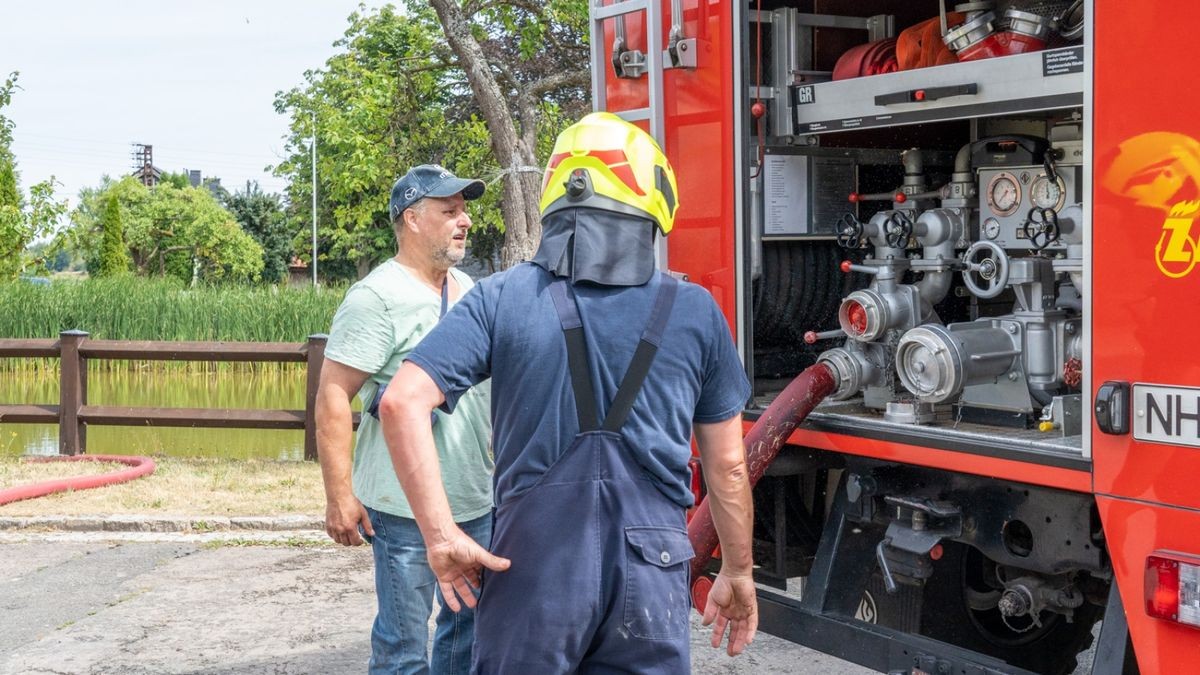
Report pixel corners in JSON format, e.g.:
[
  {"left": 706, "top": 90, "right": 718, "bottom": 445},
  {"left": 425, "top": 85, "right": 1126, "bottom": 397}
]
[
  {"left": 0, "top": 455, "right": 156, "bottom": 506},
  {"left": 688, "top": 362, "right": 836, "bottom": 610}
]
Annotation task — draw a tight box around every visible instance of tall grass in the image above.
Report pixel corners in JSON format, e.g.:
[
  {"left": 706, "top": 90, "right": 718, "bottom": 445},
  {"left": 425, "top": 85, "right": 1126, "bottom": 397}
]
[{"left": 0, "top": 277, "right": 347, "bottom": 372}]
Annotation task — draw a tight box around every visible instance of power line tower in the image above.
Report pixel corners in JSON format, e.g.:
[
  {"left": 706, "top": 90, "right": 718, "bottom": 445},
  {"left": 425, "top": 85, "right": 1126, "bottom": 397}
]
[{"left": 130, "top": 143, "right": 159, "bottom": 186}]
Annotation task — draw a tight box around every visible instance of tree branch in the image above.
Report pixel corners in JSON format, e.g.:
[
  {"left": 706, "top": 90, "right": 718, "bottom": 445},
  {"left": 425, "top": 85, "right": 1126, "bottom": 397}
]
[
  {"left": 428, "top": 0, "right": 519, "bottom": 159},
  {"left": 528, "top": 69, "right": 590, "bottom": 98},
  {"left": 464, "top": 0, "right": 546, "bottom": 20}
]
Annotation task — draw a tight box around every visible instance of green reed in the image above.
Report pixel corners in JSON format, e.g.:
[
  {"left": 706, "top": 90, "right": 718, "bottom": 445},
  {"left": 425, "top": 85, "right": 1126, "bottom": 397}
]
[{"left": 0, "top": 277, "right": 347, "bottom": 372}]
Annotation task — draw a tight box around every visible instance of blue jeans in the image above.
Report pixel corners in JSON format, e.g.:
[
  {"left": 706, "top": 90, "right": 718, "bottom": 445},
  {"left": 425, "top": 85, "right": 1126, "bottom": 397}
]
[{"left": 366, "top": 508, "right": 492, "bottom": 675}]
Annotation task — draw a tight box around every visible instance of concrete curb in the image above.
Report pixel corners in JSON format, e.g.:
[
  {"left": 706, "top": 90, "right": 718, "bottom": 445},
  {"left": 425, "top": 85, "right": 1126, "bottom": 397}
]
[{"left": 0, "top": 514, "right": 324, "bottom": 533}]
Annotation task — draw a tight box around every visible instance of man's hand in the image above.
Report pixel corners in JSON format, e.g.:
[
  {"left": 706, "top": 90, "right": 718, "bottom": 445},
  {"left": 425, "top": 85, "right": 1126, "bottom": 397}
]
[
  {"left": 325, "top": 493, "right": 374, "bottom": 546},
  {"left": 426, "top": 527, "right": 512, "bottom": 612},
  {"left": 702, "top": 570, "right": 758, "bottom": 656},
  {"left": 315, "top": 358, "right": 372, "bottom": 547}
]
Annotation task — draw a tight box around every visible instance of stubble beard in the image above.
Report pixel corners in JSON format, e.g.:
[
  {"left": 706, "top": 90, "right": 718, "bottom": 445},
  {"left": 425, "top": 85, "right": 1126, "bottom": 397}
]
[{"left": 431, "top": 244, "right": 465, "bottom": 268}]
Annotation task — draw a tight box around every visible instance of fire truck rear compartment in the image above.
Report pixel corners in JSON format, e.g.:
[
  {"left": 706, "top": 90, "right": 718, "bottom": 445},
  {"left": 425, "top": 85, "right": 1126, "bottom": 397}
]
[
  {"left": 732, "top": 3, "right": 1113, "bottom": 673},
  {"left": 744, "top": 0, "right": 1089, "bottom": 463}
]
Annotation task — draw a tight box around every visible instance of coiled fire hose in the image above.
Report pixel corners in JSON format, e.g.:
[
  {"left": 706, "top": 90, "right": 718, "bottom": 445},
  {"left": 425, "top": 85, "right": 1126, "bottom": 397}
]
[
  {"left": 0, "top": 455, "right": 156, "bottom": 506},
  {"left": 688, "top": 362, "right": 836, "bottom": 610}
]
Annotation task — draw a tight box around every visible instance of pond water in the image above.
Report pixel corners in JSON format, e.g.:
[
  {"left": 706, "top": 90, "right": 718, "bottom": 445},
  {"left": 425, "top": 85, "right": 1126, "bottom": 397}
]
[{"left": 0, "top": 367, "right": 340, "bottom": 460}]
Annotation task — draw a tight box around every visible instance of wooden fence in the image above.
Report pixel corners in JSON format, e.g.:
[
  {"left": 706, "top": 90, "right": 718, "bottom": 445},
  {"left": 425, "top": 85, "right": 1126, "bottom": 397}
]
[{"left": 0, "top": 331, "right": 357, "bottom": 460}]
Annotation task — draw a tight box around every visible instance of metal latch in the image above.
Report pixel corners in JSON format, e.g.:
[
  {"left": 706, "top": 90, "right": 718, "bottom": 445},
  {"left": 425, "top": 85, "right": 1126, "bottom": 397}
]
[
  {"left": 875, "top": 83, "right": 979, "bottom": 106},
  {"left": 613, "top": 38, "right": 647, "bottom": 78}
]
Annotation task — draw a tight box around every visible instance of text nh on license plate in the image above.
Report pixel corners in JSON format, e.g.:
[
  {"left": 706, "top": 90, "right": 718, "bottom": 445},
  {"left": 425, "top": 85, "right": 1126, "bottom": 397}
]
[{"left": 1134, "top": 383, "right": 1200, "bottom": 449}]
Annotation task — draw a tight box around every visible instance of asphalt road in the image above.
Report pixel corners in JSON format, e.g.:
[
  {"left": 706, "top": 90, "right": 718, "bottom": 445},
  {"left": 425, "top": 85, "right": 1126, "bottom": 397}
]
[{"left": 0, "top": 537, "right": 872, "bottom": 674}]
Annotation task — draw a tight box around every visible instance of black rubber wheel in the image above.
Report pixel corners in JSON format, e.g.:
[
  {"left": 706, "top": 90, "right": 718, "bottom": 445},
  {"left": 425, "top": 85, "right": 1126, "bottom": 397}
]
[{"left": 918, "top": 542, "right": 1103, "bottom": 675}]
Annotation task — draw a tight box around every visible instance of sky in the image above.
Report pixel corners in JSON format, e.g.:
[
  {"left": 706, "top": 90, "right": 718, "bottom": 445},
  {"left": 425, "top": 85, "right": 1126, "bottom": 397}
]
[{"left": 1, "top": 1, "right": 381, "bottom": 210}]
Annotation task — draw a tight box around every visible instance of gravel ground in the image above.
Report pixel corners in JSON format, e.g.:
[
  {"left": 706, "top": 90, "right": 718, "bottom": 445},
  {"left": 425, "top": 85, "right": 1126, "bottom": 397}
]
[{"left": 0, "top": 536, "right": 871, "bottom": 674}]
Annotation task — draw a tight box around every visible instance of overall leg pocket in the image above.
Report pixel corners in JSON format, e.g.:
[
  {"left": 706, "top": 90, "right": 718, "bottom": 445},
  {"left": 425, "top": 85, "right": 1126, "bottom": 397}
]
[{"left": 623, "top": 526, "right": 695, "bottom": 640}]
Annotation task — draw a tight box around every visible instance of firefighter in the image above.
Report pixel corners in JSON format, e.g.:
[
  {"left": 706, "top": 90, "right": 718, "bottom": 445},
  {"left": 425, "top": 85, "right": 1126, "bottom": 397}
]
[{"left": 378, "top": 112, "right": 757, "bottom": 672}]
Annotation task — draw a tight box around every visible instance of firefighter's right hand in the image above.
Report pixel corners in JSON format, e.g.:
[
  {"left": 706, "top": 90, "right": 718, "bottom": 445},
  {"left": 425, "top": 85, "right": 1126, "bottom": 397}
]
[
  {"left": 702, "top": 570, "right": 759, "bottom": 656},
  {"left": 426, "top": 528, "right": 511, "bottom": 612},
  {"left": 325, "top": 494, "right": 374, "bottom": 546}
]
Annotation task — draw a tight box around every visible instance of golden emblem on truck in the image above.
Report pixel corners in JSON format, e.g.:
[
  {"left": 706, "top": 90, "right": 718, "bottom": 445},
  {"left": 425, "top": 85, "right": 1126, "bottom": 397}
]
[{"left": 1101, "top": 131, "right": 1200, "bottom": 278}]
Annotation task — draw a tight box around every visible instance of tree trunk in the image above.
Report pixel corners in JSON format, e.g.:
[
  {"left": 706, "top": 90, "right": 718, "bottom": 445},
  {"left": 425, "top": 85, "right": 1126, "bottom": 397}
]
[
  {"left": 356, "top": 256, "right": 374, "bottom": 280},
  {"left": 428, "top": 0, "right": 542, "bottom": 270}
]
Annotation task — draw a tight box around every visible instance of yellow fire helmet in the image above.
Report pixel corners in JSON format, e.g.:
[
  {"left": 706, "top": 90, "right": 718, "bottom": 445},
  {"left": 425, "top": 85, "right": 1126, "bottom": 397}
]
[{"left": 539, "top": 112, "right": 679, "bottom": 235}]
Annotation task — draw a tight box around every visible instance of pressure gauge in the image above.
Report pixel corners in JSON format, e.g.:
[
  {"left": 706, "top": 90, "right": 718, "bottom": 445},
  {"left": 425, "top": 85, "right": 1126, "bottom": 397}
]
[
  {"left": 982, "top": 217, "right": 1002, "bottom": 240},
  {"left": 986, "top": 172, "right": 1021, "bottom": 216},
  {"left": 1030, "top": 174, "right": 1067, "bottom": 211}
]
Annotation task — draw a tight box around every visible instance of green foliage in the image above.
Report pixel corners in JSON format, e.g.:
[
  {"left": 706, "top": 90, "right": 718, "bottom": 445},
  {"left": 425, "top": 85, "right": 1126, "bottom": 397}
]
[
  {"left": 0, "top": 72, "right": 16, "bottom": 161},
  {"left": 0, "top": 158, "right": 16, "bottom": 206},
  {"left": 273, "top": 6, "right": 449, "bottom": 273},
  {"left": 96, "top": 194, "right": 131, "bottom": 277},
  {"left": 0, "top": 71, "right": 66, "bottom": 281},
  {"left": 158, "top": 170, "right": 193, "bottom": 189},
  {"left": 62, "top": 176, "right": 264, "bottom": 284},
  {"left": 224, "top": 181, "right": 293, "bottom": 284},
  {"left": 271, "top": 2, "right": 588, "bottom": 275},
  {"left": 0, "top": 276, "right": 345, "bottom": 342}
]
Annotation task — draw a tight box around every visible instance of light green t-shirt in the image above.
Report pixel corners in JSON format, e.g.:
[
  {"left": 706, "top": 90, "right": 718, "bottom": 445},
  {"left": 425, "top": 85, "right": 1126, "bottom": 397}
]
[{"left": 325, "top": 260, "right": 493, "bottom": 522}]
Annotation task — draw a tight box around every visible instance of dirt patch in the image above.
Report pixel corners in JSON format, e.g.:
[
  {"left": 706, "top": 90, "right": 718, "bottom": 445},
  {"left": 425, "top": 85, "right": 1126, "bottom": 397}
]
[{"left": 0, "top": 456, "right": 324, "bottom": 516}]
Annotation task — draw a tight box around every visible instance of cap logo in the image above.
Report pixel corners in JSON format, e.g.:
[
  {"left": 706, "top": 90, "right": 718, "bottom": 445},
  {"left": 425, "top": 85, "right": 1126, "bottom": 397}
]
[{"left": 404, "top": 187, "right": 418, "bottom": 201}]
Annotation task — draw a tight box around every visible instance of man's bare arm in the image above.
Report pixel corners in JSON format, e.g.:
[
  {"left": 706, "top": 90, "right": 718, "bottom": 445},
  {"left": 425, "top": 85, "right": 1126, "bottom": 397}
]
[
  {"left": 379, "top": 361, "right": 510, "bottom": 611},
  {"left": 694, "top": 415, "right": 758, "bottom": 656},
  {"left": 315, "top": 358, "right": 374, "bottom": 546}
]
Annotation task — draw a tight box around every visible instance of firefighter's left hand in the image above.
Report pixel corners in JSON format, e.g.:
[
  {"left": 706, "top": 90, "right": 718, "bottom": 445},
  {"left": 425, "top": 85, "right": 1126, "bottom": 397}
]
[
  {"left": 425, "top": 528, "right": 511, "bottom": 612},
  {"left": 702, "top": 570, "right": 758, "bottom": 656}
]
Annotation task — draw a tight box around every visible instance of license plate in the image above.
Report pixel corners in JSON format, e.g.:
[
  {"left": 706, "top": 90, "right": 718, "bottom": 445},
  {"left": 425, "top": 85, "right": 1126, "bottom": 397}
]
[{"left": 1133, "top": 383, "right": 1200, "bottom": 449}]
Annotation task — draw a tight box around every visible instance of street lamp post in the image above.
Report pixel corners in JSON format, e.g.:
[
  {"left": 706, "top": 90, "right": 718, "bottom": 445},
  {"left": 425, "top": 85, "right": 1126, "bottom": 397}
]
[{"left": 311, "top": 110, "right": 318, "bottom": 286}]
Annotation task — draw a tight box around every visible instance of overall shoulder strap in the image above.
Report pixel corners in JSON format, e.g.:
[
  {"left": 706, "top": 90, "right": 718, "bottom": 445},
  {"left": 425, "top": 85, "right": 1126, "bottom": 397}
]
[
  {"left": 548, "top": 278, "right": 601, "bottom": 432},
  {"left": 601, "top": 274, "right": 679, "bottom": 432}
]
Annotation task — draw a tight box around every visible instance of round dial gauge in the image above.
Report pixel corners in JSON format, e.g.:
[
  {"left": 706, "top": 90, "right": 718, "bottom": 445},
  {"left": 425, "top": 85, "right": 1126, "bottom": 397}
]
[
  {"left": 982, "top": 217, "right": 1002, "bottom": 240},
  {"left": 986, "top": 172, "right": 1021, "bottom": 216},
  {"left": 1030, "top": 174, "right": 1067, "bottom": 211}
]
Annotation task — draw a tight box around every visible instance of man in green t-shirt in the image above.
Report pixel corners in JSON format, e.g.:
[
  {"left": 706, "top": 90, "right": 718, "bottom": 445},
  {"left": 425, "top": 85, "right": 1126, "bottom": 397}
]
[{"left": 314, "top": 164, "right": 493, "bottom": 675}]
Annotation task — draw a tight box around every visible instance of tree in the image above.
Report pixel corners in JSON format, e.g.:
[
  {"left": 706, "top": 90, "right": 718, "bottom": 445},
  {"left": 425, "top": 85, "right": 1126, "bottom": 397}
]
[
  {"left": 272, "top": 3, "right": 587, "bottom": 274},
  {"left": 224, "top": 181, "right": 292, "bottom": 284},
  {"left": 425, "top": 0, "right": 589, "bottom": 267},
  {"left": 0, "top": 72, "right": 66, "bottom": 280},
  {"left": 62, "top": 176, "right": 264, "bottom": 284},
  {"left": 96, "top": 194, "right": 130, "bottom": 277}
]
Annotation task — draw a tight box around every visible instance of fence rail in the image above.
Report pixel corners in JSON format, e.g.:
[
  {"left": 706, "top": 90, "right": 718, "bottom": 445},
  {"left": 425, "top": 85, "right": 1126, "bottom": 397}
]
[{"left": 0, "top": 331, "right": 358, "bottom": 460}]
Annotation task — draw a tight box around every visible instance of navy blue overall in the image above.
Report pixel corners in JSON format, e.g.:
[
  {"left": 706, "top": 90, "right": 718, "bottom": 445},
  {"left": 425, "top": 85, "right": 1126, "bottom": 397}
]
[{"left": 473, "top": 275, "right": 695, "bottom": 674}]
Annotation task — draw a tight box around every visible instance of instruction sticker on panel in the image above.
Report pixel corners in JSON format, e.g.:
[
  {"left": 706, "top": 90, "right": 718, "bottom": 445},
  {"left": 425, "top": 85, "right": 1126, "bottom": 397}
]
[{"left": 764, "top": 154, "right": 810, "bottom": 236}]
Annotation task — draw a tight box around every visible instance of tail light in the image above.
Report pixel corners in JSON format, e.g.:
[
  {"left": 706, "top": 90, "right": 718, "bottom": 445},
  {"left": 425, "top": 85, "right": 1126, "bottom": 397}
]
[{"left": 1145, "top": 552, "right": 1200, "bottom": 629}]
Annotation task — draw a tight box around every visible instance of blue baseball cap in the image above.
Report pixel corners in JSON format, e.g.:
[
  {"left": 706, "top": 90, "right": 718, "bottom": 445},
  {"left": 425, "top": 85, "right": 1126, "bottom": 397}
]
[{"left": 389, "top": 164, "right": 485, "bottom": 222}]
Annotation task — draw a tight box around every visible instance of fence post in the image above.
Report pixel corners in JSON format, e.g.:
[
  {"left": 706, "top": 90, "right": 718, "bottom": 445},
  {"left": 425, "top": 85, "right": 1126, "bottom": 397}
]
[
  {"left": 59, "top": 330, "right": 89, "bottom": 456},
  {"left": 304, "top": 334, "right": 328, "bottom": 461}
]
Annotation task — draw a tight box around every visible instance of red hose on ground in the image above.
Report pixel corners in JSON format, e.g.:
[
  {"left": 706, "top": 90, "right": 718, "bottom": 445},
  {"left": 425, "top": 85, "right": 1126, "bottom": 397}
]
[
  {"left": 0, "top": 455, "right": 156, "bottom": 506},
  {"left": 688, "top": 362, "right": 836, "bottom": 610}
]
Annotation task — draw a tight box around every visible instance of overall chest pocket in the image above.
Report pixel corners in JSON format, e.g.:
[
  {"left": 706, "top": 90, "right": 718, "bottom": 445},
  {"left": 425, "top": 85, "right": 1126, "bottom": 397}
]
[{"left": 623, "top": 526, "right": 695, "bottom": 639}]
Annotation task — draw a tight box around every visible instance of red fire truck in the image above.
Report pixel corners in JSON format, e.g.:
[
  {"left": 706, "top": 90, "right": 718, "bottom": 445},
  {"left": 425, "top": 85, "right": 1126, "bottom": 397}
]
[{"left": 589, "top": 1, "right": 1198, "bottom": 673}]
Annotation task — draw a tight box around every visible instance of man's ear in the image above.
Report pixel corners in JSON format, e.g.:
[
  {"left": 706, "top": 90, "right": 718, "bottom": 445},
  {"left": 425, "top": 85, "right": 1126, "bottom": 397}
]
[{"left": 402, "top": 208, "right": 420, "bottom": 233}]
